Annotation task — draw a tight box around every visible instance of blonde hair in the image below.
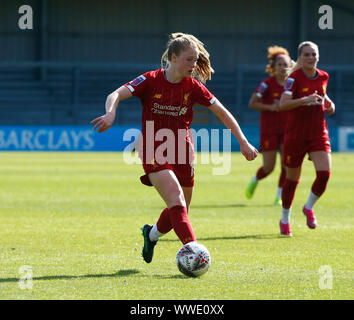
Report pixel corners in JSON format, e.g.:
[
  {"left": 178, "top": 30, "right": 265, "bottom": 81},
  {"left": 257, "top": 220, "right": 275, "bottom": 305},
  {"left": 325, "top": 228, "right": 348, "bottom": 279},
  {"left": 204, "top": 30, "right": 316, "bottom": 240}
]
[
  {"left": 286, "top": 41, "right": 319, "bottom": 76},
  {"left": 265, "top": 46, "right": 291, "bottom": 76},
  {"left": 161, "top": 32, "right": 214, "bottom": 83}
]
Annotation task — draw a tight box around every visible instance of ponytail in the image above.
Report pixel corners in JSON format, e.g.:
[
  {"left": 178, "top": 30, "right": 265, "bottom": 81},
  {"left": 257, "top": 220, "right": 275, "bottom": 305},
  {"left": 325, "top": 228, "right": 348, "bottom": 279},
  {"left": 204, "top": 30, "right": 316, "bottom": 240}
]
[
  {"left": 286, "top": 59, "right": 300, "bottom": 77},
  {"left": 161, "top": 32, "right": 214, "bottom": 83}
]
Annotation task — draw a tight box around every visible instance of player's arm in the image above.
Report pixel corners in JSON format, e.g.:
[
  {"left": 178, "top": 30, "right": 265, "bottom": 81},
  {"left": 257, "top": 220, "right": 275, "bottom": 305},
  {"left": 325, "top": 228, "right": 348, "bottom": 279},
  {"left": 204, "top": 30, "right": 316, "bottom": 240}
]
[
  {"left": 324, "top": 94, "right": 335, "bottom": 115},
  {"left": 279, "top": 91, "right": 323, "bottom": 111},
  {"left": 209, "top": 98, "right": 258, "bottom": 161},
  {"left": 248, "top": 93, "right": 279, "bottom": 112},
  {"left": 91, "top": 86, "right": 132, "bottom": 133},
  {"left": 106, "top": 85, "right": 132, "bottom": 113}
]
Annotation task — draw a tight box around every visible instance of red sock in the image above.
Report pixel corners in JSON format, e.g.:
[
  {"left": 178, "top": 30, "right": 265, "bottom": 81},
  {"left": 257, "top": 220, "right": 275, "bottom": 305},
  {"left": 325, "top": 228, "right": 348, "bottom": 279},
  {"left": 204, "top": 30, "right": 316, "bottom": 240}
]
[
  {"left": 278, "top": 167, "right": 286, "bottom": 187},
  {"left": 168, "top": 205, "right": 196, "bottom": 245},
  {"left": 311, "top": 171, "right": 330, "bottom": 197},
  {"left": 256, "top": 167, "right": 269, "bottom": 180},
  {"left": 156, "top": 208, "right": 172, "bottom": 234},
  {"left": 282, "top": 178, "right": 299, "bottom": 209}
]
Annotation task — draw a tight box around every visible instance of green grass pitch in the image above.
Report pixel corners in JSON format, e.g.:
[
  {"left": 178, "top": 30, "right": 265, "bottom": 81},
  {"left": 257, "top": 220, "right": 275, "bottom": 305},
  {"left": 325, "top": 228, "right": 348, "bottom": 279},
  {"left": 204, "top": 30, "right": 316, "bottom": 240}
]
[{"left": 0, "top": 152, "right": 353, "bottom": 300}]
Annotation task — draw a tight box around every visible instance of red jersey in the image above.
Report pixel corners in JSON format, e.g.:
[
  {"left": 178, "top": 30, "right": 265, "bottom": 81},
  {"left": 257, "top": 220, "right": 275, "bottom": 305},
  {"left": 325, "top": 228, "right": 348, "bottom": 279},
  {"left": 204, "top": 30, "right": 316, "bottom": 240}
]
[
  {"left": 125, "top": 69, "right": 215, "bottom": 165},
  {"left": 283, "top": 68, "right": 329, "bottom": 140},
  {"left": 254, "top": 76, "right": 288, "bottom": 135}
]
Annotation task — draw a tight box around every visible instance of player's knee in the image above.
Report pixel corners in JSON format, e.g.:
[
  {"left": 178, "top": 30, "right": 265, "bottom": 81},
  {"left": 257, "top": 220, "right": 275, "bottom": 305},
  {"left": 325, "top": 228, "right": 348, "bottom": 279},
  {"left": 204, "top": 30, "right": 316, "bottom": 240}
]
[
  {"left": 166, "top": 189, "right": 186, "bottom": 208},
  {"left": 263, "top": 163, "right": 275, "bottom": 174},
  {"left": 286, "top": 168, "right": 301, "bottom": 181}
]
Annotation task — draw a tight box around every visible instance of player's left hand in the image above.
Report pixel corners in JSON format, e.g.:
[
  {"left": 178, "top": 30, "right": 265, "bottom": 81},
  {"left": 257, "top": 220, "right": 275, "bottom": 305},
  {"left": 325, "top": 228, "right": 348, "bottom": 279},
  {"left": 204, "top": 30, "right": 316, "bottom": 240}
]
[
  {"left": 91, "top": 111, "right": 116, "bottom": 133},
  {"left": 324, "top": 102, "right": 335, "bottom": 115}
]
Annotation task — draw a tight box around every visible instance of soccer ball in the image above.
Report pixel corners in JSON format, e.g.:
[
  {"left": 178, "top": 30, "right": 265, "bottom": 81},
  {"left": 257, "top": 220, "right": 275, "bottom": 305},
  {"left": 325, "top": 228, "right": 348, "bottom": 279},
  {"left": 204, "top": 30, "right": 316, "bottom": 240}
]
[{"left": 176, "top": 242, "right": 211, "bottom": 277}]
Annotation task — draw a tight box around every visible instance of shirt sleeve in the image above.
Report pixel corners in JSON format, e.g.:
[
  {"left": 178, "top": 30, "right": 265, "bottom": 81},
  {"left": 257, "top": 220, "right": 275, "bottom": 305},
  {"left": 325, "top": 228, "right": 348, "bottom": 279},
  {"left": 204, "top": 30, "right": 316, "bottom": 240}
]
[
  {"left": 193, "top": 81, "right": 216, "bottom": 107},
  {"left": 255, "top": 81, "right": 268, "bottom": 98},
  {"left": 283, "top": 75, "right": 297, "bottom": 97},
  {"left": 124, "top": 72, "right": 150, "bottom": 98}
]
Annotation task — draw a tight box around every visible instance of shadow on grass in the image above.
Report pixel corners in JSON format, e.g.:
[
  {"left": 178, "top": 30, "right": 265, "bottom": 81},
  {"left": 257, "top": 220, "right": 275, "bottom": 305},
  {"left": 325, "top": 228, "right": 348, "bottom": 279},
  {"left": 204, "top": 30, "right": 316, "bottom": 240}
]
[
  {"left": 0, "top": 268, "right": 192, "bottom": 283},
  {"left": 153, "top": 203, "right": 278, "bottom": 210},
  {"left": 0, "top": 269, "right": 140, "bottom": 284},
  {"left": 151, "top": 204, "right": 247, "bottom": 210},
  {"left": 0, "top": 233, "right": 290, "bottom": 284},
  {"left": 160, "top": 234, "right": 285, "bottom": 242}
]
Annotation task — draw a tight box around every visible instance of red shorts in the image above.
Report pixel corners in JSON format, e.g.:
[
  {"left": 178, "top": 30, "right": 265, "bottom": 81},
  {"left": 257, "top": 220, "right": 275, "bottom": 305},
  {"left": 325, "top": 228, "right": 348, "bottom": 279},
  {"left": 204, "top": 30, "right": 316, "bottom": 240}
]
[
  {"left": 283, "top": 137, "right": 331, "bottom": 168},
  {"left": 260, "top": 133, "right": 284, "bottom": 152},
  {"left": 140, "top": 162, "right": 195, "bottom": 187}
]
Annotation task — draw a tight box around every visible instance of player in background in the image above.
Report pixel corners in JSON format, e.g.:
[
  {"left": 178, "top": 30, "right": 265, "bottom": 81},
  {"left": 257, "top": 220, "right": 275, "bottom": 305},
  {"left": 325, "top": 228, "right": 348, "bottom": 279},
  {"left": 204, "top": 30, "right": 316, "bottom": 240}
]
[
  {"left": 278, "top": 41, "right": 335, "bottom": 236},
  {"left": 91, "top": 33, "right": 258, "bottom": 263},
  {"left": 246, "top": 46, "right": 293, "bottom": 205}
]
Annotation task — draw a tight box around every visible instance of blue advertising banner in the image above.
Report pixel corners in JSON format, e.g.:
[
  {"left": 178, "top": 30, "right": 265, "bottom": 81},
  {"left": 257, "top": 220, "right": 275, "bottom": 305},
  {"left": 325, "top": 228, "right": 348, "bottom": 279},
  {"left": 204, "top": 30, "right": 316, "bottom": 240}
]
[
  {"left": 338, "top": 127, "right": 354, "bottom": 152},
  {"left": 0, "top": 126, "right": 139, "bottom": 151},
  {"left": 0, "top": 125, "right": 341, "bottom": 152}
]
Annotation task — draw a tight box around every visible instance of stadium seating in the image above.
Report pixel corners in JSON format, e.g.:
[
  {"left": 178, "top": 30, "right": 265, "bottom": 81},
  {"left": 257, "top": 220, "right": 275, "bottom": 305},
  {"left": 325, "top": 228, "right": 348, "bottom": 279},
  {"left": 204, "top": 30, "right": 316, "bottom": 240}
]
[{"left": 0, "top": 63, "right": 352, "bottom": 126}]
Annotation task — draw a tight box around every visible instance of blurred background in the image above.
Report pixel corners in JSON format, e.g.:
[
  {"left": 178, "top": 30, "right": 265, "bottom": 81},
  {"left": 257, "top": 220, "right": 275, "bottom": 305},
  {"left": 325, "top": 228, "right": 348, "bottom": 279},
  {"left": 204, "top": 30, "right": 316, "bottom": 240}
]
[{"left": 0, "top": 0, "right": 353, "bottom": 150}]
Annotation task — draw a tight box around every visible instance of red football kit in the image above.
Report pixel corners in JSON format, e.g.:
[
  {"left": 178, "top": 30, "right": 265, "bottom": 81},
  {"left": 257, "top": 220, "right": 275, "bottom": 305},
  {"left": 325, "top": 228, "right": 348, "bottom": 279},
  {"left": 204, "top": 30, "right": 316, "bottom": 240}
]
[
  {"left": 125, "top": 69, "right": 215, "bottom": 187},
  {"left": 282, "top": 67, "right": 331, "bottom": 168},
  {"left": 254, "top": 76, "right": 288, "bottom": 152}
]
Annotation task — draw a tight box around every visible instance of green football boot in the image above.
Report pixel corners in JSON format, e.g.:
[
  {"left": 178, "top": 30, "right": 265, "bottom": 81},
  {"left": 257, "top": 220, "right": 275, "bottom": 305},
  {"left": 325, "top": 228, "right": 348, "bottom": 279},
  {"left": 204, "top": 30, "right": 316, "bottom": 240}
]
[
  {"left": 141, "top": 224, "right": 157, "bottom": 263},
  {"left": 245, "top": 178, "right": 258, "bottom": 199}
]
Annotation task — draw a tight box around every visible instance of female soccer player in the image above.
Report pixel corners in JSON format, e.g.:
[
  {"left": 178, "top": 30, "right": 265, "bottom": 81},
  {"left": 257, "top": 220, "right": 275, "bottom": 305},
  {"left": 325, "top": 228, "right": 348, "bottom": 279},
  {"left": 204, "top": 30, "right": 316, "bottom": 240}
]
[
  {"left": 91, "top": 33, "right": 258, "bottom": 262},
  {"left": 278, "top": 41, "right": 335, "bottom": 236},
  {"left": 246, "top": 46, "right": 292, "bottom": 205}
]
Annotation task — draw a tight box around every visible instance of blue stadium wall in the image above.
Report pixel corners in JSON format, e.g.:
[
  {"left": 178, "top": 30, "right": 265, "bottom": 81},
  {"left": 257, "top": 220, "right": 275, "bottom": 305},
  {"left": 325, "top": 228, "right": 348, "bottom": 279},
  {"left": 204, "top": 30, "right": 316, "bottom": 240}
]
[{"left": 2, "top": 125, "right": 353, "bottom": 152}]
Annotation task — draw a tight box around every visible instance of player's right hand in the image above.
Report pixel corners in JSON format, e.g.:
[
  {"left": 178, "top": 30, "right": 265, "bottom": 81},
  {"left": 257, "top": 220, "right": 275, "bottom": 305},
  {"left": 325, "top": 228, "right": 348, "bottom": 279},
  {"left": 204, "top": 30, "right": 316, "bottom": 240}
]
[
  {"left": 268, "top": 102, "right": 280, "bottom": 112},
  {"left": 240, "top": 141, "right": 258, "bottom": 161},
  {"left": 91, "top": 111, "right": 116, "bottom": 133}
]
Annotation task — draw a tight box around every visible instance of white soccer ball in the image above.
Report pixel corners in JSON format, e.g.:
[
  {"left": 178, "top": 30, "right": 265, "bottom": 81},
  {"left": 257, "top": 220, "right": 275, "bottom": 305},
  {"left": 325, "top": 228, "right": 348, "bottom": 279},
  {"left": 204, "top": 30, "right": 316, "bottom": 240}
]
[{"left": 176, "top": 242, "right": 211, "bottom": 277}]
